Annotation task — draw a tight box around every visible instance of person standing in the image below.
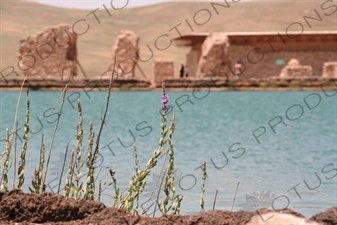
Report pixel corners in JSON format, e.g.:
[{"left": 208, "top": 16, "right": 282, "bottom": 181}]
[
  {"left": 234, "top": 61, "right": 243, "bottom": 79},
  {"left": 184, "top": 66, "right": 189, "bottom": 77},
  {"left": 180, "top": 64, "right": 184, "bottom": 78}
]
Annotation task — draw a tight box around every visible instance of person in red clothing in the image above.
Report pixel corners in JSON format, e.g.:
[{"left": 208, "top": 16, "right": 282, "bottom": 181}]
[{"left": 234, "top": 61, "right": 243, "bottom": 79}]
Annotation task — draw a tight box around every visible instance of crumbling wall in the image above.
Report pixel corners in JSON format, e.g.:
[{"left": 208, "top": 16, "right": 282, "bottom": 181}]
[
  {"left": 18, "top": 24, "right": 77, "bottom": 78},
  {"left": 228, "top": 46, "right": 337, "bottom": 78},
  {"left": 322, "top": 61, "right": 337, "bottom": 78},
  {"left": 195, "top": 33, "right": 230, "bottom": 78},
  {"left": 109, "top": 30, "right": 139, "bottom": 78},
  {"left": 153, "top": 59, "right": 174, "bottom": 83},
  {"left": 280, "top": 59, "right": 312, "bottom": 78},
  {"left": 186, "top": 43, "right": 202, "bottom": 77}
]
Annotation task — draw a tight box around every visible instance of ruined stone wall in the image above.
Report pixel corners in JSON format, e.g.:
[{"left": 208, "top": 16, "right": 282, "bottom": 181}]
[
  {"left": 18, "top": 24, "right": 77, "bottom": 78},
  {"left": 108, "top": 30, "right": 139, "bottom": 78},
  {"left": 153, "top": 59, "right": 174, "bottom": 83},
  {"left": 196, "top": 33, "right": 230, "bottom": 78},
  {"left": 186, "top": 43, "right": 202, "bottom": 77},
  {"left": 279, "top": 59, "right": 313, "bottom": 77},
  {"left": 227, "top": 45, "right": 337, "bottom": 78},
  {"left": 322, "top": 62, "right": 337, "bottom": 78}
]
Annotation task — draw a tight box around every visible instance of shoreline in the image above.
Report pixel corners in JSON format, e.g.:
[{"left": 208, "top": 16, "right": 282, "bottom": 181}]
[
  {"left": 0, "top": 86, "right": 336, "bottom": 92},
  {"left": 0, "top": 190, "right": 335, "bottom": 224},
  {"left": 0, "top": 77, "right": 336, "bottom": 92}
]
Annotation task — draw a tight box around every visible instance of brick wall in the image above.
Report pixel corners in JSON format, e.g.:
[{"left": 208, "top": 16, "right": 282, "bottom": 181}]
[
  {"left": 186, "top": 43, "right": 202, "bottom": 77},
  {"left": 228, "top": 45, "right": 337, "bottom": 78},
  {"left": 153, "top": 59, "right": 174, "bottom": 83}
]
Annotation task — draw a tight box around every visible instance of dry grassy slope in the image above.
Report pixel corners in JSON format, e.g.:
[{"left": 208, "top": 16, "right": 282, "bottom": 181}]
[{"left": 0, "top": 0, "right": 336, "bottom": 79}]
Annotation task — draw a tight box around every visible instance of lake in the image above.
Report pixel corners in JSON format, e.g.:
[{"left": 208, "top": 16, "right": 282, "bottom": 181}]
[{"left": 0, "top": 89, "right": 336, "bottom": 218}]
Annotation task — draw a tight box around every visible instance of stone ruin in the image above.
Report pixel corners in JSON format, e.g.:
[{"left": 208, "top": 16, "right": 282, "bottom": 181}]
[
  {"left": 153, "top": 59, "right": 174, "bottom": 83},
  {"left": 322, "top": 61, "right": 337, "bottom": 78},
  {"left": 279, "top": 59, "right": 313, "bottom": 78},
  {"left": 18, "top": 24, "right": 77, "bottom": 79},
  {"left": 195, "top": 32, "right": 230, "bottom": 78},
  {"left": 108, "top": 30, "right": 139, "bottom": 78}
]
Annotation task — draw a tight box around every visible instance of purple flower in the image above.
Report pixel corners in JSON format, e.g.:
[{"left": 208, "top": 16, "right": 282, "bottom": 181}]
[
  {"left": 161, "top": 81, "right": 169, "bottom": 110},
  {"left": 162, "top": 105, "right": 170, "bottom": 110},
  {"left": 161, "top": 94, "right": 168, "bottom": 104}
]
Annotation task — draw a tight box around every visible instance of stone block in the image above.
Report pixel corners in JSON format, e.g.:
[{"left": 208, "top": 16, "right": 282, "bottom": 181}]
[
  {"left": 280, "top": 58, "right": 312, "bottom": 77},
  {"left": 322, "top": 61, "right": 337, "bottom": 78},
  {"left": 286, "top": 65, "right": 313, "bottom": 77},
  {"left": 153, "top": 59, "right": 174, "bottom": 83}
]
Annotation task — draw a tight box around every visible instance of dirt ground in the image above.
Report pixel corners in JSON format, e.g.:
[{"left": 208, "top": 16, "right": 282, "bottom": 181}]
[{"left": 0, "top": 189, "right": 335, "bottom": 225}]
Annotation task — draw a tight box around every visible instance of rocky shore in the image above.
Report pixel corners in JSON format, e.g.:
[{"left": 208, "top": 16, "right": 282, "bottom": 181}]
[
  {"left": 0, "top": 190, "right": 335, "bottom": 225},
  {"left": 0, "top": 77, "right": 336, "bottom": 91}
]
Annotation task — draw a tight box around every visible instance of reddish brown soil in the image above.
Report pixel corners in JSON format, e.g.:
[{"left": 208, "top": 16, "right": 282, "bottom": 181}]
[
  {"left": 310, "top": 206, "right": 337, "bottom": 225},
  {"left": 0, "top": 189, "right": 335, "bottom": 225}
]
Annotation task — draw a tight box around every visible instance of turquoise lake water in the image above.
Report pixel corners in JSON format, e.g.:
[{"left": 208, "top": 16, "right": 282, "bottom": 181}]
[{"left": 0, "top": 90, "right": 336, "bottom": 218}]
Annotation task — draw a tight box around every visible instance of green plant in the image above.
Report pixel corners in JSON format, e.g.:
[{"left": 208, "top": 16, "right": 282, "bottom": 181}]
[
  {"left": 119, "top": 133, "right": 166, "bottom": 212},
  {"left": 42, "top": 78, "right": 73, "bottom": 192},
  {"left": 0, "top": 75, "right": 206, "bottom": 217},
  {"left": 29, "top": 134, "right": 45, "bottom": 193},
  {"left": 117, "top": 81, "right": 182, "bottom": 214},
  {"left": 64, "top": 150, "right": 75, "bottom": 198},
  {"left": 87, "top": 56, "right": 117, "bottom": 200},
  {"left": 57, "top": 138, "right": 72, "bottom": 194},
  {"left": 158, "top": 115, "right": 182, "bottom": 214},
  {"left": 133, "top": 143, "right": 140, "bottom": 215},
  {"left": 84, "top": 121, "right": 96, "bottom": 200},
  {"left": 200, "top": 160, "right": 207, "bottom": 212},
  {"left": 73, "top": 99, "right": 84, "bottom": 198},
  {"left": 13, "top": 120, "right": 19, "bottom": 190},
  {"left": 109, "top": 169, "right": 120, "bottom": 208},
  {"left": 0, "top": 129, "right": 12, "bottom": 193},
  {"left": 17, "top": 91, "right": 30, "bottom": 189}
]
